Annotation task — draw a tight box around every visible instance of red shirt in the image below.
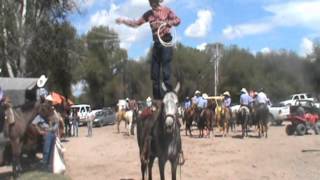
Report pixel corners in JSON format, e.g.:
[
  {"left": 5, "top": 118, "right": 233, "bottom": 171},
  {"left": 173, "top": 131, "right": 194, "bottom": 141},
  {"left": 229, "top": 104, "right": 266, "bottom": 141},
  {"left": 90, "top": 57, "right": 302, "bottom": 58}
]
[{"left": 123, "top": 5, "right": 180, "bottom": 41}]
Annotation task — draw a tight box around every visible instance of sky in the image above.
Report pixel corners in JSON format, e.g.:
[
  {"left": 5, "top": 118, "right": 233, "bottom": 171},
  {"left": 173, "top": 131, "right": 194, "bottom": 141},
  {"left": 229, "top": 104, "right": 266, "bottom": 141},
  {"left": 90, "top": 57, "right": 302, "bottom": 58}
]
[{"left": 68, "top": 0, "right": 320, "bottom": 60}]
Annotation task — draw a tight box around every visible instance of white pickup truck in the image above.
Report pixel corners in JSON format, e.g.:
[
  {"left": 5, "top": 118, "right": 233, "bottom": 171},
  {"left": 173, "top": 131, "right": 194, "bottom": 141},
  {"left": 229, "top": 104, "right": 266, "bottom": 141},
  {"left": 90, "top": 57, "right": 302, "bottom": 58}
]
[
  {"left": 268, "top": 105, "right": 290, "bottom": 125},
  {"left": 230, "top": 104, "right": 290, "bottom": 126},
  {"left": 280, "top": 93, "right": 314, "bottom": 106}
]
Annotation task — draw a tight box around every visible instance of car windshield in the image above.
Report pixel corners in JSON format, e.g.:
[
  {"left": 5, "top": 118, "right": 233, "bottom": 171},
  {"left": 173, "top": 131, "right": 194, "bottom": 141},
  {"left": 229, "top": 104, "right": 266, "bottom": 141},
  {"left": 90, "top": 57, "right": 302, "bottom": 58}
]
[{"left": 95, "top": 111, "right": 104, "bottom": 116}]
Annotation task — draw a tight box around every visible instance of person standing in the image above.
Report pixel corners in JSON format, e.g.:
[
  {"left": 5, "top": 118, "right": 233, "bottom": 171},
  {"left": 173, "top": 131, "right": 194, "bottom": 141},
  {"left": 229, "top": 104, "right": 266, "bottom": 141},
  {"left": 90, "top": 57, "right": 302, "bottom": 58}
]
[
  {"left": 116, "top": 0, "right": 181, "bottom": 100},
  {"left": 72, "top": 109, "right": 79, "bottom": 137},
  {"left": 87, "top": 111, "right": 94, "bottom": 137}
]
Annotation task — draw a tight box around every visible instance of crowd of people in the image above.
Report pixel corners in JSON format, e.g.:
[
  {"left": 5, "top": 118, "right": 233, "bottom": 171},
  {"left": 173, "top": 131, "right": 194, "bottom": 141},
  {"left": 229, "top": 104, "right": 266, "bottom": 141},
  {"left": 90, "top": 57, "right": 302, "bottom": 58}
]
[{"left": 182, "top": 88, "right": 271, "bottom": 118}]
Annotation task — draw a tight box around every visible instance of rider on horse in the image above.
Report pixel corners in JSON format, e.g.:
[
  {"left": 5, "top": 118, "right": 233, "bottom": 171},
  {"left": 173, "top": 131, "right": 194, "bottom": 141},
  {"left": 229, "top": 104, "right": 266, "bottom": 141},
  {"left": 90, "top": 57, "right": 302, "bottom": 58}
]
[{"left": 223, "top": 91, "right": 232, "bottom": 117}]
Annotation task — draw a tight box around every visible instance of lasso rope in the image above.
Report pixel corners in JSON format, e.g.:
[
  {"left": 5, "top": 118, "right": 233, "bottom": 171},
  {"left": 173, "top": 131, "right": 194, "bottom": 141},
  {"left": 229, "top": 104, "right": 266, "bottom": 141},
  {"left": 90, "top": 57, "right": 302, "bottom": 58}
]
[{"left": 157, "top": 22, "right": 176, "bottom": 47}]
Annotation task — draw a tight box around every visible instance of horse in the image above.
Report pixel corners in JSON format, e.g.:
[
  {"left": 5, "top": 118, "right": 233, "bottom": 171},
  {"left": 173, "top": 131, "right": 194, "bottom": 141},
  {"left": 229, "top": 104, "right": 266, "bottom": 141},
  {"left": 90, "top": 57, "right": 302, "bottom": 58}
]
[
  {"left": 183, "top": 104, "right": 197, "bottom": 137},
  {"left": 215, "top": 104, "right": 223, "bottom": 132},
  {"left": 137, "top": 83, "right": 183, "bottom": 180},
  {"left": 238, "top": 106, "right": 250, "bottom": 138},
  {"left": 116, "top": 108, "right": 134, "bottom": 135},
  {"left": 255, "top": 103, "right": 269, "bottom": 138},
  {"left": 221, "top": 106, "right": 232, "bottom": 137},
  {"left": 200, "top": 108, "right": 214, "bottom": 138},
  {"left": 0, "top": 98, "right": 61, "bottom": 178}
]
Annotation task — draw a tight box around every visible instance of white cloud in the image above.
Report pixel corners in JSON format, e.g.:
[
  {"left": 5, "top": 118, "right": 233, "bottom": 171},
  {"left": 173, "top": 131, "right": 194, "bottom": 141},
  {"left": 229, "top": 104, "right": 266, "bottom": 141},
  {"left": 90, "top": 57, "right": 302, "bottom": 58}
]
[
  {"left": 300, "top": 38, "right": 314, "bottom": 57},
  {"left": 260, "top": 47, "right": 271, "bottom": 54},
  {"left": 222, "top": 0, "right": 320, "bottom": 40},
  {"left": 223, "top": 23, "right": 273, "bottom": 40},
  {"left": 196, "top": 43, "right": 207, "bottom": 51},
  {"left": 89, "top": 3, "right": 150, "bottom": 49},
  {"left": 185, "top": 10, "right": 213, "bottom": 38}
]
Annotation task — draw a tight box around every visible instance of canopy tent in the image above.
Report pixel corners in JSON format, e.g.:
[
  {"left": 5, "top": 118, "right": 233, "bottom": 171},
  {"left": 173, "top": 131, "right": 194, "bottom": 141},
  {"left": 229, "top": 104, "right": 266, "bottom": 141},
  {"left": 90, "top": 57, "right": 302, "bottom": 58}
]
[
  {"left": 50, "top": 92, "right": 74, "bottom": 106},
  {"left": 0, "top": 77, "right": 38, "bottom": 106}
]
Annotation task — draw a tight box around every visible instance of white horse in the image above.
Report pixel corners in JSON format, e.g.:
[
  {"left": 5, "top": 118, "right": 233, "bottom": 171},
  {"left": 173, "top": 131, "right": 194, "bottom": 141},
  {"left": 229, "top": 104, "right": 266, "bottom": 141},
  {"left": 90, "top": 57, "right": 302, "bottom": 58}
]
[{"left": 116, "top": 103, "right": 135, "bottom": 135}]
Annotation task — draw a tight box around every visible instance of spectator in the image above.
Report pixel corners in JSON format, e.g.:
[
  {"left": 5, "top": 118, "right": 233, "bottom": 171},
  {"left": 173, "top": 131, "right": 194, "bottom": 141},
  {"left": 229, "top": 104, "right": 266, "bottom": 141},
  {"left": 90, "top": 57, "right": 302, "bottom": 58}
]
[
  {"left": 87, "top": 111, "right": 95, "bottom": 137},
  {"left": 72, "top": 109, "right": 79, "bottom": 137},
  {"left": 32, "top": 95, "right": 58, "bottom": 168}
]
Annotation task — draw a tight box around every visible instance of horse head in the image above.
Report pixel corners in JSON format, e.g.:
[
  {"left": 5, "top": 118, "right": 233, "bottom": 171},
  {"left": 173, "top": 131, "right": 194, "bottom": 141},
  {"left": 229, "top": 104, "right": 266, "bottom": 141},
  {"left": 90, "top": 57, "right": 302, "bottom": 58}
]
[
  {"left": 161, "top": 82, "right": 180, "bottom": 133},
  {"left": 38, "top": 101, "right": 62, "bottom": 125}
]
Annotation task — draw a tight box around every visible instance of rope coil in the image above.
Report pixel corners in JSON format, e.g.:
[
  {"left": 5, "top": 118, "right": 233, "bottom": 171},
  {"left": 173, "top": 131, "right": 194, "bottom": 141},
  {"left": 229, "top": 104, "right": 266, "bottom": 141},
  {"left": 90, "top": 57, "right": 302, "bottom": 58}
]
[{"left": 157, "top": 22, "right": 176, "bottom": 47}]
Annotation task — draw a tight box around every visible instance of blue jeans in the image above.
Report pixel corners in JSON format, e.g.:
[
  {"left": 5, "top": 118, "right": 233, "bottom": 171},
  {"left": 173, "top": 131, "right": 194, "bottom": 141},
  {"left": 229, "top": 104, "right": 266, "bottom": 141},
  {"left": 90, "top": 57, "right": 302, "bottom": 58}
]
[
  {"left": 43, "top": 132, "right": 55, "bottom": 165},
  {"left": 72, "top": 121, "right": 79, "bottom": 136},
  {"left": 151, "top": 42, "right": 173, "bottom": 100}
]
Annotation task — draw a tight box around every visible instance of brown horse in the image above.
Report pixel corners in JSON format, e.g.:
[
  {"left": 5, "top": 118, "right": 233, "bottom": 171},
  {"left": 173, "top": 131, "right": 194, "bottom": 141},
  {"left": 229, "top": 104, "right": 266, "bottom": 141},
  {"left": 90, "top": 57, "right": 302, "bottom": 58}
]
[
  {"left": 0, "top": 99, "right": 61, "bottom": 178},
  {"left": 200, "top": 107, "right": 214, "bottom": 138},
  {"left": 183, "top": 104, "right": 197, "bottom": 137}
]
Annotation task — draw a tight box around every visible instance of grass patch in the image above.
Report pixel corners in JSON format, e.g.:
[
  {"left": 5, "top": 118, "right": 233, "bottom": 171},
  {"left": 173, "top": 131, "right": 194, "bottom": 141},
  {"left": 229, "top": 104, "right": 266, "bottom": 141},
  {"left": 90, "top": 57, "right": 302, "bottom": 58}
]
[{"left": 20, "top": 171, "right": 70, "bottom": 180}]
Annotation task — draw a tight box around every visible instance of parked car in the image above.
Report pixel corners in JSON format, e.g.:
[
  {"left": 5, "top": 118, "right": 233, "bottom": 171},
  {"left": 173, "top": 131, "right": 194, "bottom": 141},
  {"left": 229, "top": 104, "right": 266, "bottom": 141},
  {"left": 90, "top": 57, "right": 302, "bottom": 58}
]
[
  {"left": 70, "top": 104, "right": 91, "bottom": 125},
  {"left": 92, "top": 108, "right": 116, "bottom": 127},
  {"left": 290, "top": 99, "right": 320, "bottom": 115},
  {"left": 280, "top": 93, "right": 315, "bottom": 106}
]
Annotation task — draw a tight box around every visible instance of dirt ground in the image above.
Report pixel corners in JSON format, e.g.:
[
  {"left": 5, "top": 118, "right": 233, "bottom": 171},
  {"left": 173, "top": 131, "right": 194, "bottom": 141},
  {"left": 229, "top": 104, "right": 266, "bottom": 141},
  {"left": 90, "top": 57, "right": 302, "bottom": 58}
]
[{"left": 63, "top": 122, "right": 320, "bottom": 180}]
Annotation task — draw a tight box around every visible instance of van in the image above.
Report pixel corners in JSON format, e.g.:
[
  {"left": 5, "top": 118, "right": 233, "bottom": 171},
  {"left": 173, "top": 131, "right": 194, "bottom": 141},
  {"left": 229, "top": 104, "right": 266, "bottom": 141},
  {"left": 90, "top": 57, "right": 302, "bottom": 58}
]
[{"left": 70, "top": 104, "right": 91, "bottom": 125}]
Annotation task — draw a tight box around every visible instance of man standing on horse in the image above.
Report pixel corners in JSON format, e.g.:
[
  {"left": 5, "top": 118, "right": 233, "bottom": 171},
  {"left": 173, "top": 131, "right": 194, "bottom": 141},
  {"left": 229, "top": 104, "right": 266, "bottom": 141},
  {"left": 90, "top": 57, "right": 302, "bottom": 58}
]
[{"left": 116, "top": 0, "right": 180, "bottom": 100}]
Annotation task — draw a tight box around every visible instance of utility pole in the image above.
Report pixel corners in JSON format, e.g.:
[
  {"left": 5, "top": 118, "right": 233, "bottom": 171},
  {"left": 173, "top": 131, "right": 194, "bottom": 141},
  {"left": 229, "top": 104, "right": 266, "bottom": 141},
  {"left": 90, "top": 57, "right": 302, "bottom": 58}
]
[{"left": 206, "top": 43, "right": 223, "bottom": 96}]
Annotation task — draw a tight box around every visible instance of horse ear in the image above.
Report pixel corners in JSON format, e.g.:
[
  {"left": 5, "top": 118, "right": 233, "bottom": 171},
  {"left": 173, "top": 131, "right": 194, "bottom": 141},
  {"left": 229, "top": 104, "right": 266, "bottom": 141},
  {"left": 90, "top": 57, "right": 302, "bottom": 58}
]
[
  {"left": 161, "top": 82, "right": 168, "bottom": 92},
  {"left": 174, "top": 82, "right": 180, "bottom": 93}
]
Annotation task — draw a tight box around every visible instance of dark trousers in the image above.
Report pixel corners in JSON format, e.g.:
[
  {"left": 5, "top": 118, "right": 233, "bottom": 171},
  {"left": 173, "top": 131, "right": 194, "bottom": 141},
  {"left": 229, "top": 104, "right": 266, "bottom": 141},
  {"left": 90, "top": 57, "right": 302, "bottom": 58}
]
[{"left": 151, "top": 42, "right": 173, "bottom": 100}]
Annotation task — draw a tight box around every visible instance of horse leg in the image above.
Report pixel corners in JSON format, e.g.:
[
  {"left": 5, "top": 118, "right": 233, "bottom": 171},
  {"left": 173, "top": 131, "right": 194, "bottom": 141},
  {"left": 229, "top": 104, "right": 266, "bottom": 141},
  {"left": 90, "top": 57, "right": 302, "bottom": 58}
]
[
  {"left": 158, "top": 158, "right": 166, "bottom": 180},
  {"left": 116, "top": 118, "right": 121, "bottom": 133},
  {"left": 141, "top": 160, "right": 147, "bottom": 180},
  {"left": 171, "top": 159, "right": 178, "bottom": 180},
  {"left": 11, "top": 139, "right": 22, "bottom": 178},
  {"left": 148, "top": 156, "right": 155, "bottom": 180}
]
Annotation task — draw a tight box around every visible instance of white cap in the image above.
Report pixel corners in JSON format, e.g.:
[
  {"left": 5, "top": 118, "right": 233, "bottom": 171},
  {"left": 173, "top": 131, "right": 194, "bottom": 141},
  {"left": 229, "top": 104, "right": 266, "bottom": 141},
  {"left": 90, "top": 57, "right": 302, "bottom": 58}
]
[
  {"left": 37, "top": 75, "right": 48, "bottom": 88},
  {"left": 195, "top": 90, "right": 201, "bottom": 95}
]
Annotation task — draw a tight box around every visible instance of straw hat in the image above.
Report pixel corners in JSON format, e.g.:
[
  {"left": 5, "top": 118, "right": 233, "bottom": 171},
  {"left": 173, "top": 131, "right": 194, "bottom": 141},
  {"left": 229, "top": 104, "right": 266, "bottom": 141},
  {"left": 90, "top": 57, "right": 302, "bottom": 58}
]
[{"left": 37, "top": 75, "right": 48, "bottom": 88}]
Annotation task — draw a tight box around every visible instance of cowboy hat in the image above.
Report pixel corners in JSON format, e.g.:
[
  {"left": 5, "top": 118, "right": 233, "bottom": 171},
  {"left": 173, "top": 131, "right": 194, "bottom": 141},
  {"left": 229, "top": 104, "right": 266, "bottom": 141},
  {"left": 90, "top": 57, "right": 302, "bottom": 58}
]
[
  {"left": 195, "top": 90, "right": 201, "bottom": 95},
  {"left": 45, "top": 94, "right": 54, "bottom": 102},
  {"left": 240, "top": 88, "right": 247, "bottom": 94},
  {"left": 37, "top": 75, "right": 48, "bottom": 88},
  {"left": 223, "top": 91, "right": 231, "bottom": 97}
]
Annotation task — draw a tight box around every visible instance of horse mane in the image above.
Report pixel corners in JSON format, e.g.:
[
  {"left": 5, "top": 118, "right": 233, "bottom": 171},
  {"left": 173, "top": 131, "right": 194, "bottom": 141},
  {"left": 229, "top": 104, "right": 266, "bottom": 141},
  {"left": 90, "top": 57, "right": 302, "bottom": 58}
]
[{"left": 15, "top": 101, "right": 38, "bottom": 112}]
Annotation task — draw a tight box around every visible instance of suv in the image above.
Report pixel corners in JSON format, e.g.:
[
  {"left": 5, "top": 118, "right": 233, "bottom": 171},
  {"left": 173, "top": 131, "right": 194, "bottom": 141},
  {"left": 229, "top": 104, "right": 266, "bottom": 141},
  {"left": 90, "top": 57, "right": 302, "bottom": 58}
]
[{"left": 70, "top": 104, "right": 91, "bottom": 125}]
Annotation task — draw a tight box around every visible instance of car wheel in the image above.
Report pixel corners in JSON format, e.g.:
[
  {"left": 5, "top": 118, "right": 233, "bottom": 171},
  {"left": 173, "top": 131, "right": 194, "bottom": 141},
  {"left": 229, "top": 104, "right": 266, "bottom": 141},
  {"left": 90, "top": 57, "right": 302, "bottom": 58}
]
[
  {"left": 296, "top": 123, "right": 306, "bottom": 136},
  {"left": 99, "top": 121, "right": 103, "bottom": 127},
  {"left": 285, "top": 124, "right": 295, "bottom": 136}
]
